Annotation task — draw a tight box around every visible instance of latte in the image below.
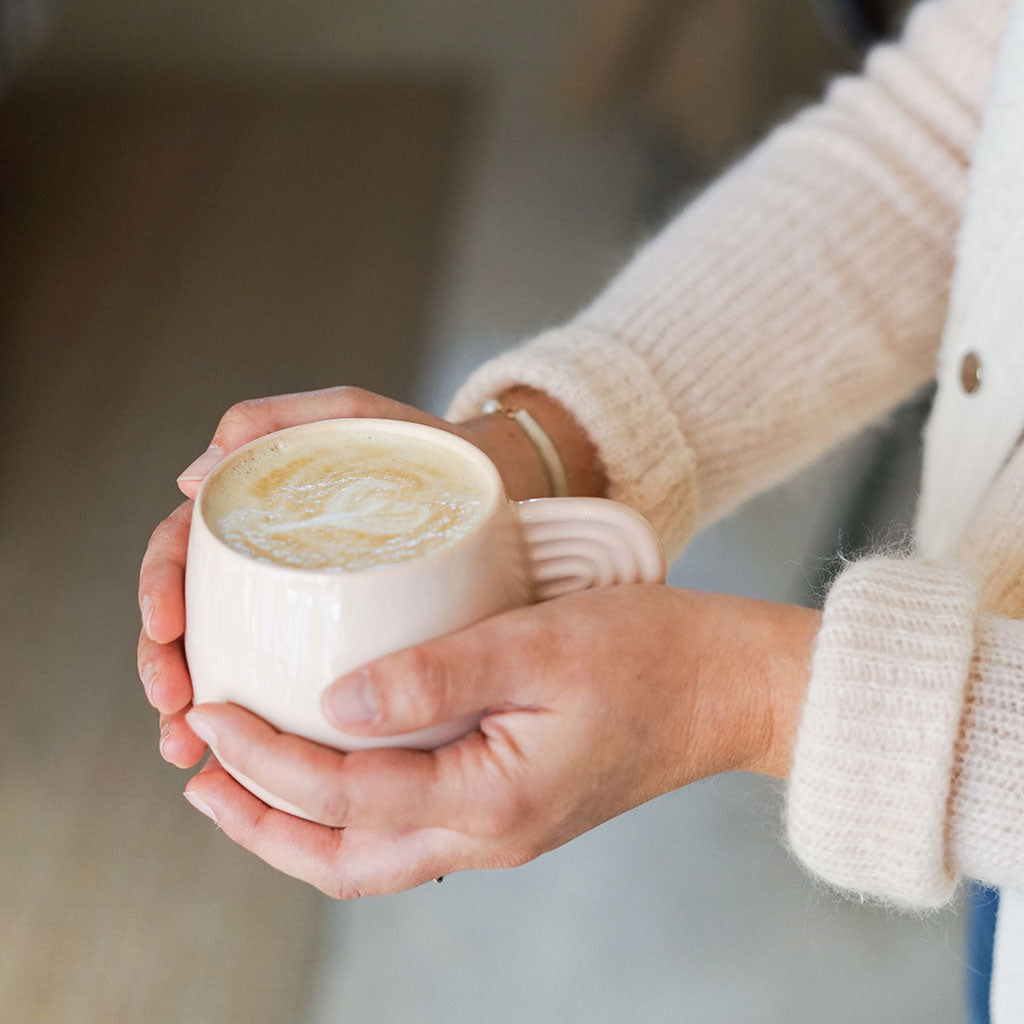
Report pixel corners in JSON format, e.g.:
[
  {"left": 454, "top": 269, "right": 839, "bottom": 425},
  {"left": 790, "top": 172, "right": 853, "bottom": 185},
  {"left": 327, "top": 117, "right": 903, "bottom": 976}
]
[{"left": 204, "top": 426, "right": 492, "bottom": 571}]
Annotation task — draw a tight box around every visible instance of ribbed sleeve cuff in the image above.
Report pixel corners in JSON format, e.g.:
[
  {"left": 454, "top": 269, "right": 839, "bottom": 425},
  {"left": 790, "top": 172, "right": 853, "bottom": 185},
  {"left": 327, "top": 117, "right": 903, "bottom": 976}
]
[
  {"left": 951, "top": 615, "right": 1024, "bottom": 888},
  {"left": 445, "top": 326, "right": 698, "bottom": 559},
  {"left": 786, "top": 557, "right": 979, "bottom": 908}
]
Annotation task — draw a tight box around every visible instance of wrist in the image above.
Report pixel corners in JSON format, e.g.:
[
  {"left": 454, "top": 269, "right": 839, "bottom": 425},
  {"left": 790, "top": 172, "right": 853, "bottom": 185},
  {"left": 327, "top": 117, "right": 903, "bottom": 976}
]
[
  {"left": 458, "top": 386, "right": 607, "bottom": 501},
  {"left": 662, "top": 591, "right": 818, "bottom": 783},
  {"left": 745, "top": 601, "right": 820, "bottom": 779},
  {"left": 458, "top": 411, "right": 550, "bottom": 501}
]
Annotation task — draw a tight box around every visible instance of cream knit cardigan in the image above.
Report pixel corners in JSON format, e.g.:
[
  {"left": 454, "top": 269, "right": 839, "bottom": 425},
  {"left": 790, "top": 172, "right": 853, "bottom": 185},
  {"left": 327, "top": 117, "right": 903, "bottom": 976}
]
[{"left": 448, "top": 0, "right": 1024, "bottom": 1005}]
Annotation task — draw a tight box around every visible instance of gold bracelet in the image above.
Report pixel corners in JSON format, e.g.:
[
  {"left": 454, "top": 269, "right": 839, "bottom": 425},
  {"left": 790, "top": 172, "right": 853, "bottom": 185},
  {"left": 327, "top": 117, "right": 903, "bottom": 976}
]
[{"left": 481, "top": 399, "right": 569, "bottom": 498}]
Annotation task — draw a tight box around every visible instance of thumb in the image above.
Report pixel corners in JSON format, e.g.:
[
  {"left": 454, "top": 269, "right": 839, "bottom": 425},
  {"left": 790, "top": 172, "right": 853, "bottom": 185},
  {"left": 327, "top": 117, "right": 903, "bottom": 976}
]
[{"left": 321, "top": 615, "right": 533, "bottom": 736}]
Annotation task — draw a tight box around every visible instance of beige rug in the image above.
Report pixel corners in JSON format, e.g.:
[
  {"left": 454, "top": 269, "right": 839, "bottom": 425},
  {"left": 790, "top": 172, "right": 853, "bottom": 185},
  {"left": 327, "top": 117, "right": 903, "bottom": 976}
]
[{"left": 0, "top": 75, "right": 466, "bottom": 1023}]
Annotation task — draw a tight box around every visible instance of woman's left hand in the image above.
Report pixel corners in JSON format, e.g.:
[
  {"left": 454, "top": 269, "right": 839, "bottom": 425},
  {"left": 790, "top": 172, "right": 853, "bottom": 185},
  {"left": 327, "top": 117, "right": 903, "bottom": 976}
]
[{"left": 181, "top": 584, "right": 819, "bottom": 898}]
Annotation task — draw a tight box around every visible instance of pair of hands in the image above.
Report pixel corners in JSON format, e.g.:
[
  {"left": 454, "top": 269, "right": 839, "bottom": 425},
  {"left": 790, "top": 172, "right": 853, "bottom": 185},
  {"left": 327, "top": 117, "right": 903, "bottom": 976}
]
[{"left": 137, "top": 386, "right": 818, "bottom": 897}]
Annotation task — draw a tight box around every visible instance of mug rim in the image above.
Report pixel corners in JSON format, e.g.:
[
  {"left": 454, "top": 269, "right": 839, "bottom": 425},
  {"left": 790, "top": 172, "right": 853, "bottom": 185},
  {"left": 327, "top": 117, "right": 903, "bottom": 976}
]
[{"left": 193, "top": 417, "right": 506, "bottom": 578}]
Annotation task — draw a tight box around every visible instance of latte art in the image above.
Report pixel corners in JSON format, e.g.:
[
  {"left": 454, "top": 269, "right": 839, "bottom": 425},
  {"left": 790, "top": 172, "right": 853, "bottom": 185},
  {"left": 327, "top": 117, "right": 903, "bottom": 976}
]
[{"left": 206, "top": 430, "right": 491, "bottom": 571}]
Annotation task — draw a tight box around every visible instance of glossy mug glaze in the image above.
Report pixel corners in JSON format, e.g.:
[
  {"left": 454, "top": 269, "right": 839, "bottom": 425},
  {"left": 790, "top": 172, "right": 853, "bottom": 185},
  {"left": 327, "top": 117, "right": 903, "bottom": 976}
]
[{"left": 185, "top": 418, "right": 666, "bottom": 812}]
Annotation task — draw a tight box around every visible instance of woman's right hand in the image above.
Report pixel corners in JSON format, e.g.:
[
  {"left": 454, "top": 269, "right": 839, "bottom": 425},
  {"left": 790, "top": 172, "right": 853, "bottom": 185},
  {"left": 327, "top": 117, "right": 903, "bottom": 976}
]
[{"left": 136, "top": 385, "right": 568, "bottom": 768}]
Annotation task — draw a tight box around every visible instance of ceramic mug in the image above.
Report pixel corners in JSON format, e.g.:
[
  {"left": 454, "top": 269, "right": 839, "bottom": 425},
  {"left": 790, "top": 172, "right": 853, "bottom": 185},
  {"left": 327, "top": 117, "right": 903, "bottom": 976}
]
[{"left": 185, "top": 418, "right": 665, "bottom": 811}]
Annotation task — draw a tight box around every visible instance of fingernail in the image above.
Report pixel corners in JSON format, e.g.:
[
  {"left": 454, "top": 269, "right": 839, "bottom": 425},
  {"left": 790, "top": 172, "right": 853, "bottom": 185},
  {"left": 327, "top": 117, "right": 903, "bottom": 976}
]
[
  {"left": 185, "top": 709, "right": 218, "bottom": 748},
  {"left": 149, "top": 674, "right": 169, "bottom": 711},
  {"left": 141, "top": 595, "right": 155, "bottom": 638},
  {"left": 323, "top": 669, "right": 379, "bottom": 726},
  {"left": 177, "top": 445, "right": 223, "bottom": 484},
  {"left": 184, "top": 789, "right": 217, "bottom": 824},
  {"left": 141, "top": 662, "right": 158, "bottom": 701},
  {"left": 159, "top": 722, "right": 172, "bottom": 758}
]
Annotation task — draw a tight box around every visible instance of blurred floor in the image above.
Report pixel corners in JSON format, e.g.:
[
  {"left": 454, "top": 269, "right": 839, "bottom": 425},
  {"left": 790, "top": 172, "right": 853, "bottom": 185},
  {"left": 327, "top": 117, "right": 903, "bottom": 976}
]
[
  {"left": 3, "top": 3, "right": 969, "bottom": 1023},
  {"left": 0, "top": 74, "right": 466, "bottom": 1022}
]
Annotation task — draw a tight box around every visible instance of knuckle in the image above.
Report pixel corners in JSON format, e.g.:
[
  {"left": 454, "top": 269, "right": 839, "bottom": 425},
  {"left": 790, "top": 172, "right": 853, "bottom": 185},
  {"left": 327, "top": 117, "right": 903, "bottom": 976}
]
[
  {"left": 142, "top": 503, "right": 191, "bottom": 565},
  {"left": 325, "top": 883, "right": 362, "bottom": 901},
  {"left": 231, "top": 397, "right": 265, "bottom": 416},
  {"left": 401, "top": 646, "right": 452, "bottom": 724},
  {"left": 235, "top": 800, "right": 272, "bottom": 849},
  {"left": 145, "top": 514, "right": 174, "bottom": 555},
  {"left": 274, "top": 734, "right": 354, "bottom": 826},
  {"left": 321, "top": 871, "right": 363, "bottom": 901},
  {"left": 332, "top": 385, "right": 371, "bottom": 415},
  {"left": 215, "top": 398, "right": 267, "bottom": 440},
  {"left": 311, "top": 783, "right": 354, "bottom": 828},
  {"left": 169, "top": 500, "right": 193, "bottom": 527},
  {"left": 213, "top": 726, "right": 257, "bottom": 778}
]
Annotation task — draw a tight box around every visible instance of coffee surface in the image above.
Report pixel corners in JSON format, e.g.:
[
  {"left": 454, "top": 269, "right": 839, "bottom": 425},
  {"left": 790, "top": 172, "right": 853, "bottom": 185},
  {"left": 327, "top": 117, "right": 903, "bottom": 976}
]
[{"left": 206, "top": 429, "right": 491, "bottom": 571}]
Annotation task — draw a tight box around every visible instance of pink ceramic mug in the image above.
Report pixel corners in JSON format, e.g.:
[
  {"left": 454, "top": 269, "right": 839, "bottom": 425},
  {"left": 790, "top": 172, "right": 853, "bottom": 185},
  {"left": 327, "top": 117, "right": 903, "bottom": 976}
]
[{"left": 185, "top": 418, "right": 665, "bottom": 812}]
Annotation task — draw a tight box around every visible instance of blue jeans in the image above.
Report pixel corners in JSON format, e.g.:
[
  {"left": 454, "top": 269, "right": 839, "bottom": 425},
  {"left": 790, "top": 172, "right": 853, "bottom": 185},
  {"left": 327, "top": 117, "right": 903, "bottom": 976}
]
[{"left": 966, "top": 883, "right": 1000, "bottom": 1024}]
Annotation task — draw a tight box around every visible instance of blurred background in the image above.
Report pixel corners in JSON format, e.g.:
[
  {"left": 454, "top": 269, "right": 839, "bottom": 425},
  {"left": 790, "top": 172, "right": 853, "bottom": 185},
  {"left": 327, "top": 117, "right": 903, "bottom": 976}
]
[{"left": 1, "top": 1, "right": 965, "bottom": 1022}]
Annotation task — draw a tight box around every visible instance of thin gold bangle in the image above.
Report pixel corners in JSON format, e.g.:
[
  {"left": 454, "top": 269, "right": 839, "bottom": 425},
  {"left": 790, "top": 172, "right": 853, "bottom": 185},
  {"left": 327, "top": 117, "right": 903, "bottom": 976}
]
[{"left": 481, "top": 399, "right": 569, "bottom": 498}]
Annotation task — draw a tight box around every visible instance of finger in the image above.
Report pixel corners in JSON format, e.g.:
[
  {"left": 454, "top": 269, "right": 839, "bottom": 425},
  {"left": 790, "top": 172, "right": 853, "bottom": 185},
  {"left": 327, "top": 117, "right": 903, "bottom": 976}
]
[
  {"left": 159, "top": 706, "right": 207, "bottom": 768},
  {"left": 137, "top": 630, "right": 192, "bottom": 714},
  {"left": 185, "top": 767, "right": 462, "bottom": 897},
  {"left": 184, "top": 703, "right": 442, "bottom": 828},
  {"left": 177, "top": 387, "right": 447, "bottom": 495},
  {"left": 321, "top": 604, "right": 550, "bottom": 736},
  {"left": 185, "top": 702, "right": 522, "bottom": 834},
  {"left": 176, "top": 452, "right": 221, "bottom": 499},
  {"left": 138, "top": 501, "right": 192, "bottom": 643},
  {"left": 197, "top": 751, "right": 223, "bottom": 775}
]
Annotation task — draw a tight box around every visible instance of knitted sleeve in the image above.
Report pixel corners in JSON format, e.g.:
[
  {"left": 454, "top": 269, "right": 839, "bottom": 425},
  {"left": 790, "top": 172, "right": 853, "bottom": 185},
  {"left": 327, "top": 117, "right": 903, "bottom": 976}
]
[
  {"left": 786, "top": 556, "right": 1024, "bottom": 907},
  {"left": 447, "top": 0, "right": 1007, "bottom": 559},
  {"left": 788, "top": 439, "right": 1024, "bottom": 907}
]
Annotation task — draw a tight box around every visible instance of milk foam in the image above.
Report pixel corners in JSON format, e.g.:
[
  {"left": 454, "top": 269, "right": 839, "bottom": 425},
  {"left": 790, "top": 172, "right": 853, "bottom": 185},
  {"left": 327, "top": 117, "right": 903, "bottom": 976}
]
[{"left": 205, "top": 428, "right": 491, "bottom": 571}]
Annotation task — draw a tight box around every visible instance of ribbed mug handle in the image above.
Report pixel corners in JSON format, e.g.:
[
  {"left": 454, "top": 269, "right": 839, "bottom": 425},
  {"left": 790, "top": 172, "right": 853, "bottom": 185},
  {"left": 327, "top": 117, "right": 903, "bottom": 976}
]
[{"left": 513, "top": 497, "right": 666, "bottom": 601}]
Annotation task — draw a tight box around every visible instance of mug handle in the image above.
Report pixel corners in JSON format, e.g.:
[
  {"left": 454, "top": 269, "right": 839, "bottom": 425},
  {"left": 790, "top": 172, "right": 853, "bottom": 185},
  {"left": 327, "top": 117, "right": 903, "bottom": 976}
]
[{"left": 513, "top": 497, "right": 666, "bottom": 601}]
